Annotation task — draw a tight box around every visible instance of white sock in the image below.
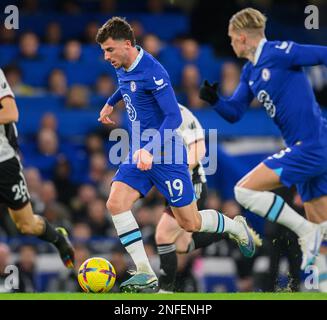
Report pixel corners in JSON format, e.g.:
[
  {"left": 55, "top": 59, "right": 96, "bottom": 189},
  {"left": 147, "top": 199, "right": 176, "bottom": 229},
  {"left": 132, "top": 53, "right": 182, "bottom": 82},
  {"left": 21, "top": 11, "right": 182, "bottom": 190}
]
[
  {"left": 315, "top": 253, "right": 327, "bottom": 292},
  {"left": 234, "top": 186, "right": 314, "bottom": 237},
  {"left": 111, "top": 210, "right": 155, "bottom": 274},
  {"left": 199, "top": 209, "right": 241, "bottom": 236}
]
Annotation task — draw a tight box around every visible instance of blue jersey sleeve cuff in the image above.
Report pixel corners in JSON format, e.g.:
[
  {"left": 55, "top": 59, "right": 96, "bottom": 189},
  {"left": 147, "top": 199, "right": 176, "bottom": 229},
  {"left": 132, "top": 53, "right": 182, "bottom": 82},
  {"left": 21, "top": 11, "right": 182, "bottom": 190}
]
[{"left": 106, "top": 89, "right": 122, "bottom": 106}]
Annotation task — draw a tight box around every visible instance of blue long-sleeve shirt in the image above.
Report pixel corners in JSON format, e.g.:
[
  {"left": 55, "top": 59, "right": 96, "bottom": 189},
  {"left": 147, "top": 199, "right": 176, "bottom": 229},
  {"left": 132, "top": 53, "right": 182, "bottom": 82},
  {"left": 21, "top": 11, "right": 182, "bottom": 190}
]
[{"left": 214, "top": 40, "right": 327, "bottom": 146}]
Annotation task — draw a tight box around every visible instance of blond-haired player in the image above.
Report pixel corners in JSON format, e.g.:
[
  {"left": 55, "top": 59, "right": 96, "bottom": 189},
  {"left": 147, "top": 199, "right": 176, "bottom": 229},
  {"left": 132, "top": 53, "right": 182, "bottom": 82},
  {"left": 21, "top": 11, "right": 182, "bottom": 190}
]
[{"left": 200, "top": 8, "right": 327, "bottom": 287}]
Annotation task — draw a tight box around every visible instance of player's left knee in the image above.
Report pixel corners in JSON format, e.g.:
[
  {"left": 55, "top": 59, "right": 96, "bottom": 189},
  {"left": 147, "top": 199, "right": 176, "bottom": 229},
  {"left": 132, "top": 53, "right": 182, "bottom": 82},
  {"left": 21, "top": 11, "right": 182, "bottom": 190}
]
[{"left": 106, "top": 197, "right": 130, "bottom": 215}]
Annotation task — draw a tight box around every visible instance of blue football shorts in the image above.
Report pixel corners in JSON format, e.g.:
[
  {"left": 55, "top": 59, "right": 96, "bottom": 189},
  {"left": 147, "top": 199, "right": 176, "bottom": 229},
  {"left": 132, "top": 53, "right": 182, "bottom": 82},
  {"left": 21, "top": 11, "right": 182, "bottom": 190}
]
[
  {"left": 112, "top": 162, "right": 196, "bottom": 207},
  {"left": 264, "top": 141, "right": 327, "bottom": 202}
]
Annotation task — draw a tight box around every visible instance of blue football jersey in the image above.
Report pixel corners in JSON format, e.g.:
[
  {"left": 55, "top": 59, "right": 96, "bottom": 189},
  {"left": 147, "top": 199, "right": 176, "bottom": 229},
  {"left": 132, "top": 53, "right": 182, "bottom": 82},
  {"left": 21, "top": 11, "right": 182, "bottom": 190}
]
[
  {"left": 216, "top": 39, "right": 327, "bottom": 147},
  {"left": 111, "top": 47, "right": 185, "bottom": 164},
  {"left": 107, "top": 47, "right": 195, "bottom": 206}
]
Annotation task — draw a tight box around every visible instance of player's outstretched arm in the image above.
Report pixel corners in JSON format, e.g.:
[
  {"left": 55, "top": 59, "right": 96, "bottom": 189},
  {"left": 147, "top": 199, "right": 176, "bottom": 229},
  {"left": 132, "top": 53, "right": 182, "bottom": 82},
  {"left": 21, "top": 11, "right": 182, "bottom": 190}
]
[
  {"left": 98, "top": 88, "right": 123, "bottom": 124},
  {"left": 98, "top": 103, "right": 115, "bottom": 124},
  {"left": 0, "top": 97, "right": 19, "bottom": 124},
  {"left": 293, "top": 43, "right": 327, "bottom": 66},
  {"left": 106, "top": 88, "right": 123, "bottom": 107},
  {"left": 199, "top": 80, "right": 219, "bottom": 105},
  {"left": 275, "top": 42, "right": 327, "bottom": 67},
  {"left": 0, "top": 69, "right": 18, "bottom": 124},
  {"left": 199, "top": 80, "right": 253, "bottom": 123}
]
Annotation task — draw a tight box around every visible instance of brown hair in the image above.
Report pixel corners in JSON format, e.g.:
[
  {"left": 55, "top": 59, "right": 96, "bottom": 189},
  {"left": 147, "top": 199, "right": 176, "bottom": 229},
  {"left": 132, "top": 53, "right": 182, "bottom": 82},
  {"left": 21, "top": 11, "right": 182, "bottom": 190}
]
[
  {"left": 229, "top": 8, "right": 267, "bottom": 33},
  {"left": 95, "top": 16, "right": 136, "bottom": 46}
]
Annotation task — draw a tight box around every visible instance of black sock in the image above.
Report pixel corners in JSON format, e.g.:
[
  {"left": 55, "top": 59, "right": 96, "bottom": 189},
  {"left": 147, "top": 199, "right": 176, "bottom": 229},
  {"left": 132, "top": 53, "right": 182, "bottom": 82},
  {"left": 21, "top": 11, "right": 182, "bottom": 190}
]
[
  {"left": 187, "top": 232, "right": 225, "bottom": 252},
  {"left": 38, "top": 218, "right": 64, "bottom": 247},
  {"left": 157, "top": 243, "right": 177, "bottom": 291}
]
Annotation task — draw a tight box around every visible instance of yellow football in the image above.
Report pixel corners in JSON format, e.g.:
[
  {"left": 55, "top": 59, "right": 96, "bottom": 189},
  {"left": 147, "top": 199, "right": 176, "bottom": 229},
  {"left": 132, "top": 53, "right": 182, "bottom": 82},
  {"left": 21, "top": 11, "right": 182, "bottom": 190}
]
[{"left": 78, "top": 257, "right": 116, "bottom": 293}]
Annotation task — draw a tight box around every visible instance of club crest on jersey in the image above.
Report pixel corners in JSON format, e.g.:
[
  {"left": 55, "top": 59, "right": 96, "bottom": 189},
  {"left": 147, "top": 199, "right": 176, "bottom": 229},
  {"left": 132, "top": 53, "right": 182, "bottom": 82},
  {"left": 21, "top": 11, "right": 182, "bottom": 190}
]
[
  {"left": 130, "top": 81, "right": 137, "bottom": 92},
  {"left": 123, "top": 94, "right": 137, "bottom": 121},
  {"left": 262, "top": 68, "right": 270, "bottom": 81}
]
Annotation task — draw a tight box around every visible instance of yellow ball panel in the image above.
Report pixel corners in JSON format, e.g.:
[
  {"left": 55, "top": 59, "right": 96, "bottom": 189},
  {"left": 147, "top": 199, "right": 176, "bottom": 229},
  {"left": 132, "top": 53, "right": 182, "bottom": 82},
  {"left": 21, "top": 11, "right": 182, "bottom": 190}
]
[{"left": 77, "top": 257, "right": 116, "bottom": 293}]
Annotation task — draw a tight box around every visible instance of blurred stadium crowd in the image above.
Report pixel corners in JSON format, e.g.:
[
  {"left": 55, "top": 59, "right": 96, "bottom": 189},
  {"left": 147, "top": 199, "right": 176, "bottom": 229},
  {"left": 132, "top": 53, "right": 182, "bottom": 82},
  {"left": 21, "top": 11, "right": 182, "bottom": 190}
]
[{"left": 0, "top": 0, "right": 327, "bottom": 293}]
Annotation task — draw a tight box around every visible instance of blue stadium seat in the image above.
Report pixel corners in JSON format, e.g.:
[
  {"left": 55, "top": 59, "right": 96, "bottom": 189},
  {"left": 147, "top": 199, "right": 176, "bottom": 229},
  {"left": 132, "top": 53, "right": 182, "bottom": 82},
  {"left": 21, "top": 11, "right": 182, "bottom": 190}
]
[
  {"left": 16, "top": 96, "right": 64, "bottom": 112},
  {"left": 96, "top": 61, "right": 118, "bottom": 81},
  {"left": 159, "top": 45, "right": 184, "bottom": 87},
  {"left": 23, "top": 151, "right": 59, "bottom": 180},
  {"left": 19, "top": 13, "right": 90, "bottom": 42},
  {"left": 18, "top": 13, "right": 189, "bottom": 43},
  {"left": 82, "top": 44, "right": 103, "bottom": 62},
  {"left": 39, "top": 44, "right": 62, "bottom": 61},
  {"left": 17, "top": 108, "right": 100, "bottom": 138},
  {"left": 133, "top": 13, "right": 189, "bottom": 41},
  {"left": 60, "top": 142, "right": 91, "bottom": 183},
  {"left": 19, "top": 141, "right": 36, "bottom": 158},
  {"left": 57, "top": 60, "right": 110, "bottom": 86},
  {"left": 19, "top": 59, "right": 55, "bottom": 87},
  {"left": 89, "top": 94, "right": 107, "bottom": 109},
  {"left": 159, "top": 45, "right": 224, "bottom": 86},
  {"left": 0, "top": 45, "right": 18, "bottom": 67},
  {"left": 197, "top": 45, "right": 225, "bottom": 83}
]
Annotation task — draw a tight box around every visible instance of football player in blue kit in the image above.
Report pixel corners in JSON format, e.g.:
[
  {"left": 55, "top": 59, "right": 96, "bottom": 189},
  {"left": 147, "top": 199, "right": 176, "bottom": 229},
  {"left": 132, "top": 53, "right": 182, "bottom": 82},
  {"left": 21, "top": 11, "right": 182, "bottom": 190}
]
[
  {"left": 96, "top": 17, "right": 257, "bottom": 293},
  {"left": 200, "top": 8, "right": 327, "bottom": 274}
]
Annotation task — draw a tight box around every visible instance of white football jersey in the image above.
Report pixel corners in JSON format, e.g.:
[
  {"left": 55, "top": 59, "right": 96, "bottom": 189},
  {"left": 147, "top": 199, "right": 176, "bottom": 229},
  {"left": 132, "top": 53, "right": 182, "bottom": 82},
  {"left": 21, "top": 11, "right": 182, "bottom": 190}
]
[
  {"left": 0, "top": 68, "right": 18, "bottom": 162},
  {"left": 177, "top": 104, "right": 206, "bottom": 183}
]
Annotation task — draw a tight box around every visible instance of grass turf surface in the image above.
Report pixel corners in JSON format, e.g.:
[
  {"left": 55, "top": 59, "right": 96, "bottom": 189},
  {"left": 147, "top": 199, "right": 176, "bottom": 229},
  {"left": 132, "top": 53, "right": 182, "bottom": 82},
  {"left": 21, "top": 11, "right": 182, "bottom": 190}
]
[{"left": 0, "top": 293, "right": 327, "bottom": 300}]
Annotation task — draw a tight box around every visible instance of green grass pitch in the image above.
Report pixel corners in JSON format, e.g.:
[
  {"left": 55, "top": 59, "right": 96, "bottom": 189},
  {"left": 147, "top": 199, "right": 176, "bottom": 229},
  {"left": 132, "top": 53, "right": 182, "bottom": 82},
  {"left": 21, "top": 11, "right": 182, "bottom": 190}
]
[{"left": 0, "top": 292, "right": 327, "bottom": 300}]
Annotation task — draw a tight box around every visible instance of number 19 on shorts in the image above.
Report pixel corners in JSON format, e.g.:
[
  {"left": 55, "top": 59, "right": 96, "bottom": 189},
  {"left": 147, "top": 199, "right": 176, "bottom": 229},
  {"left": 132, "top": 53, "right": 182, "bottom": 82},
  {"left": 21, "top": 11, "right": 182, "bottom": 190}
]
[{"left": 165, "top": 179, "right": 184, "bottom": 197}]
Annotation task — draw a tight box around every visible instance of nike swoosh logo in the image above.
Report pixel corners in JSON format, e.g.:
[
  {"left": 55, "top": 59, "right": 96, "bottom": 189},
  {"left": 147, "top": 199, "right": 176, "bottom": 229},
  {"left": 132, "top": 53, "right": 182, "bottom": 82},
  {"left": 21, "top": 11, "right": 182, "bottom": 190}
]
[
  {"left": 244, "top": 225, "right": 254, "bottom": 252},
  {"left": 153, "top": 77, "right": 164, "bottom": 86},
  {"left": 310, "top": 230, "right": 320, "bottom": 257},
  {"left": 159, "top": 269, "right": 167, "bottom": 276},
  {"left": 171, "top": 197, "right": 182, "bottom": 203}
]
